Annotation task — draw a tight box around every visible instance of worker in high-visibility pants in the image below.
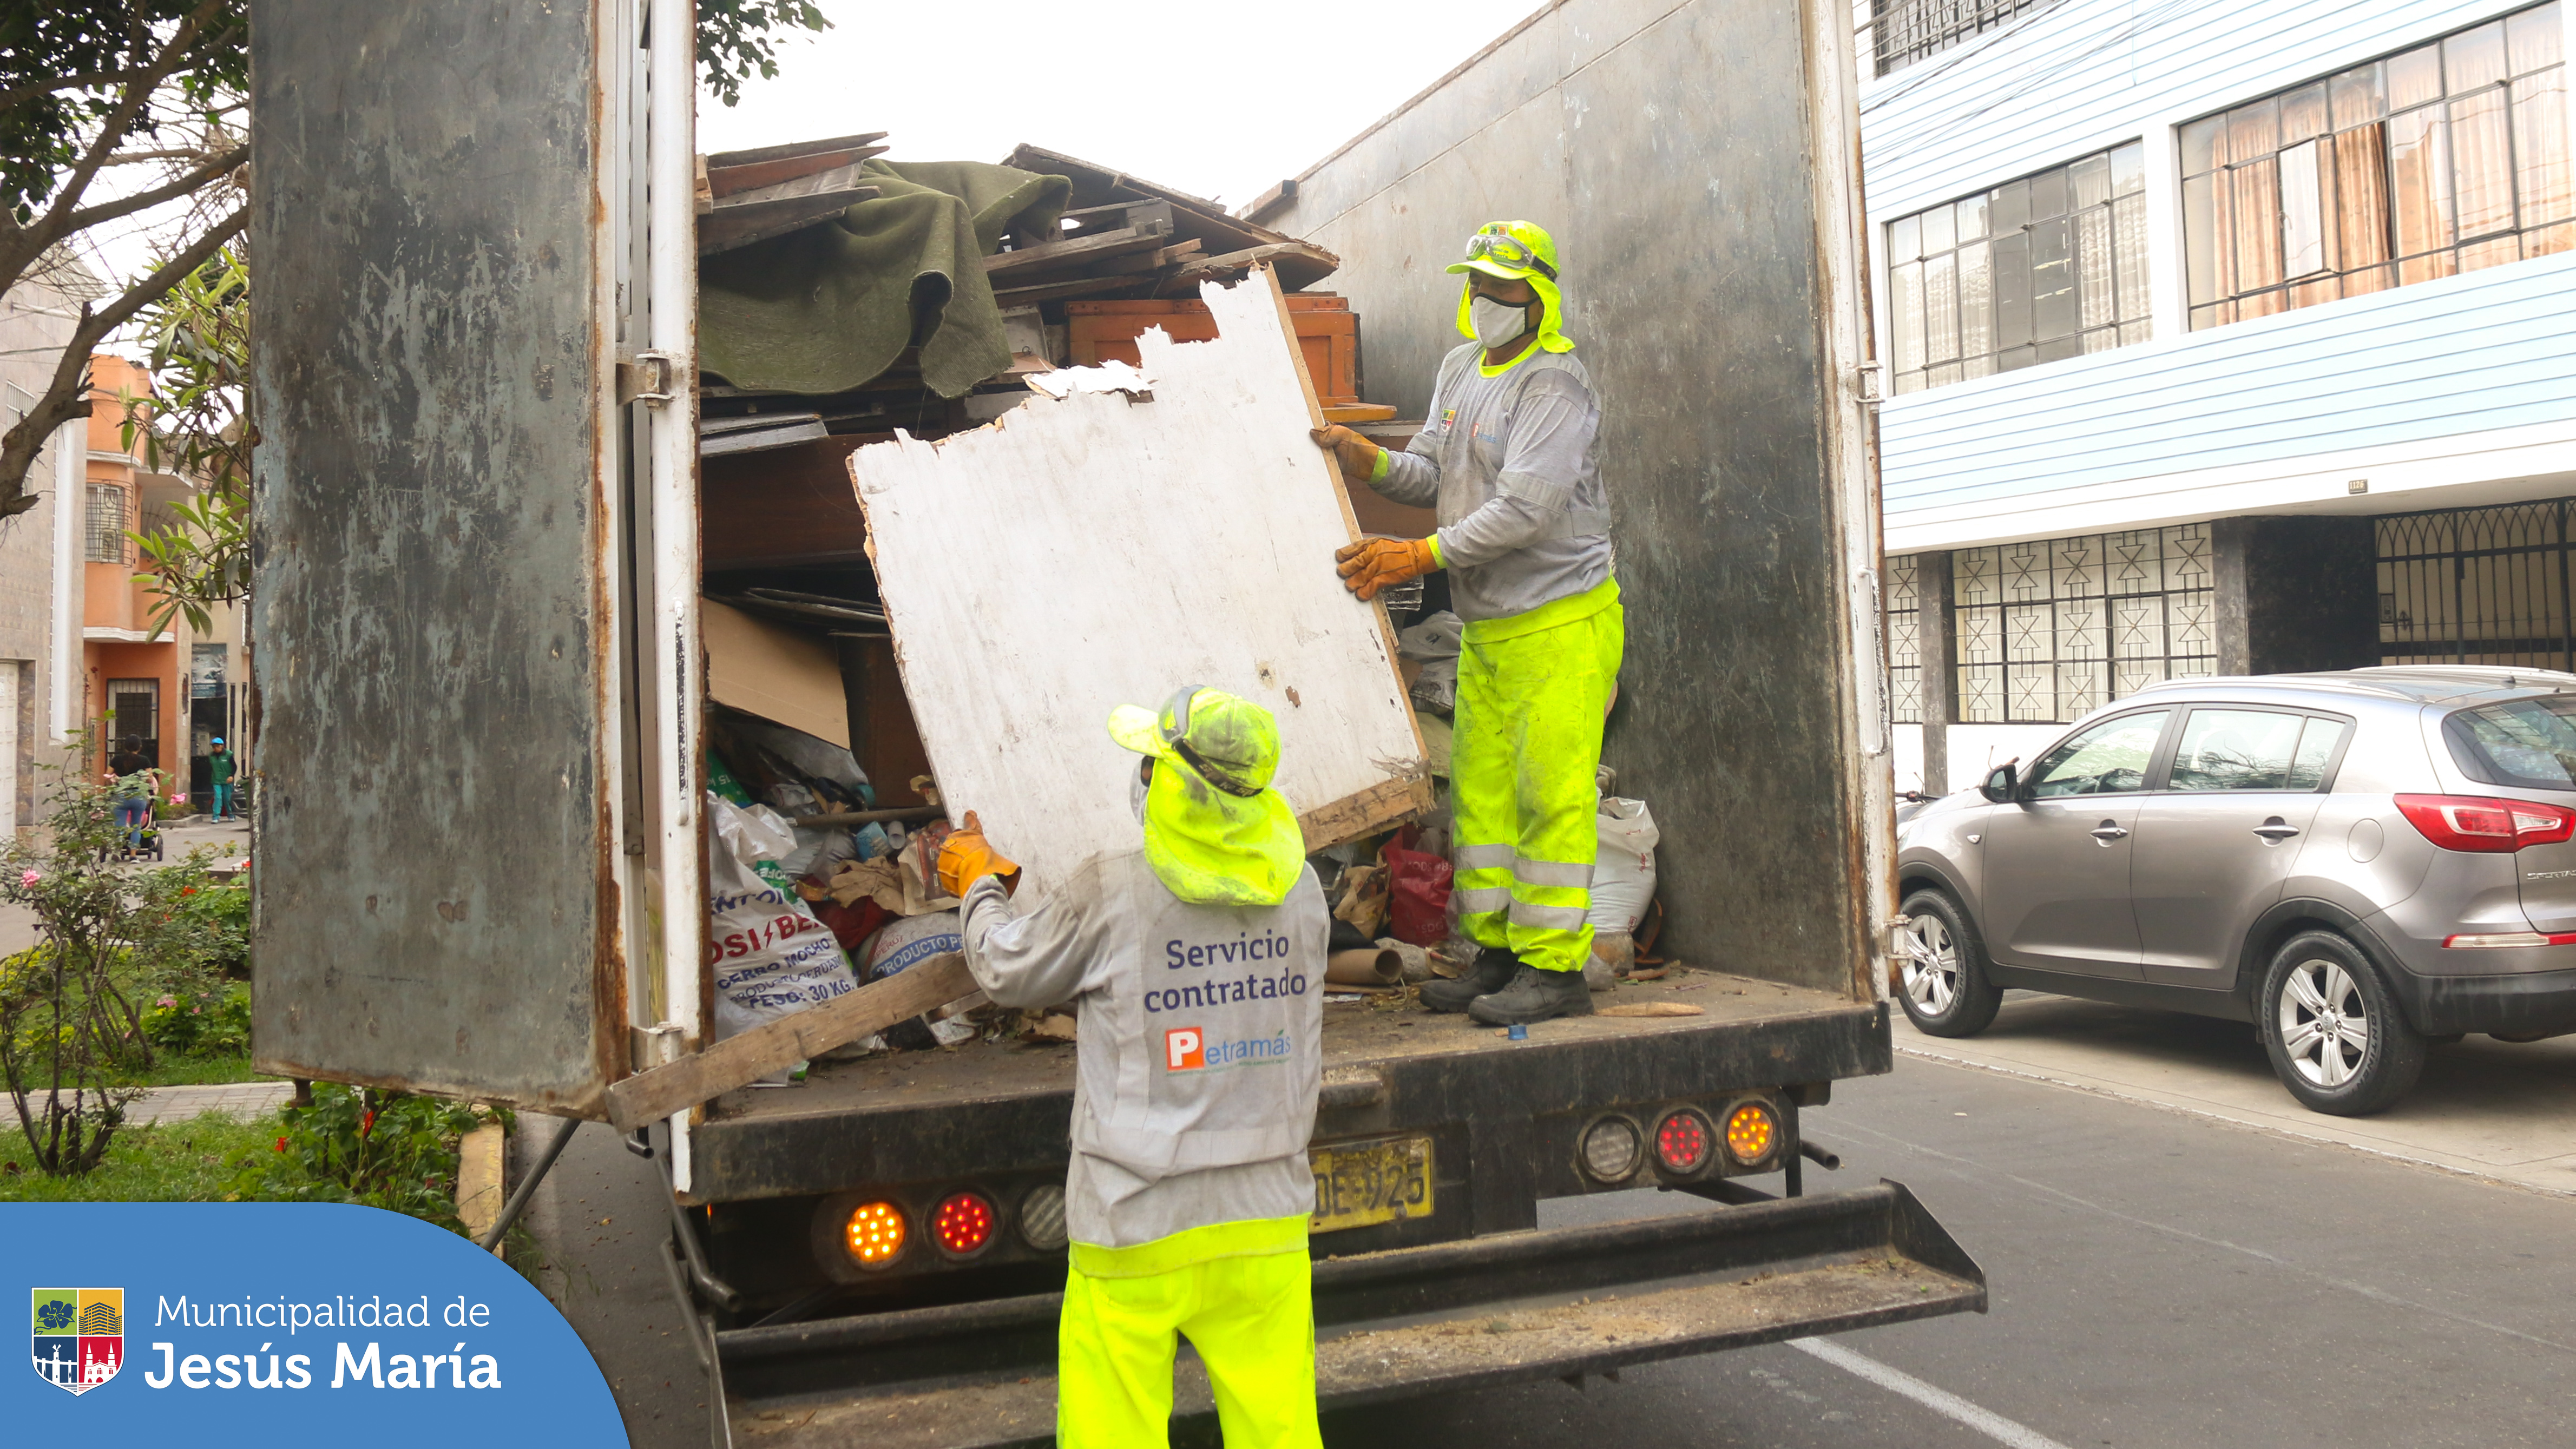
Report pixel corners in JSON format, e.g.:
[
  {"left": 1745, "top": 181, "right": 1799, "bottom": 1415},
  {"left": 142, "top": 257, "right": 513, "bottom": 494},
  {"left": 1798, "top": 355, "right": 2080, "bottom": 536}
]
[
  {"left": 941, "top": 687, "right": 1329, "bottom": 1448},
  {"left": 1316, "top": 220, "right": 1621, "bottom": 1025}
]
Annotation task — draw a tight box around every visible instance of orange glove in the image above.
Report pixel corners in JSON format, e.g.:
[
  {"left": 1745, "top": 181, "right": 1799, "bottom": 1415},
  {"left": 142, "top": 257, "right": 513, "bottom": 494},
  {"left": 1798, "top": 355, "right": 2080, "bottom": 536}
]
[
  {"left": 936, "top": 811, "right": 1021, "bottom": 898},
  {"left": 1335, "top": 536, "right": 1439, "bottom": 600},
  {"left": 1309, "top": 424, "right": 1385, "bottom": 481}
]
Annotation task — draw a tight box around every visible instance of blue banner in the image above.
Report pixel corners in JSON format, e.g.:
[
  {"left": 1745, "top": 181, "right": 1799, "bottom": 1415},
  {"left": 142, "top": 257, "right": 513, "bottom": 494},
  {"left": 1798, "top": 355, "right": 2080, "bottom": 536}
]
[{"left": 5, "top": 1202, "right": 626, "bottom": 1444}]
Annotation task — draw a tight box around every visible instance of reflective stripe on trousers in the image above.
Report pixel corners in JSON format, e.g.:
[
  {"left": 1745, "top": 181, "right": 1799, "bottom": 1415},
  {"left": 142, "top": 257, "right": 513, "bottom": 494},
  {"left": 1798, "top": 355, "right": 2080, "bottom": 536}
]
[{"left": 1448, "top": 596, "right": 1625, "bottom": 973}]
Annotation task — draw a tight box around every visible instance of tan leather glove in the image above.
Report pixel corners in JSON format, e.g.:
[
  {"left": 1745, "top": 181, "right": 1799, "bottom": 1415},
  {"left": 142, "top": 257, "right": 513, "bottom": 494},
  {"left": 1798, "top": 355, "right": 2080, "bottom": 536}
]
[
  {"left": 1335, "top": 536, "right": 1440, "bottom": 601},
  {"left": 1309, "top": 424, "right": 1385, "bottom": 481}
]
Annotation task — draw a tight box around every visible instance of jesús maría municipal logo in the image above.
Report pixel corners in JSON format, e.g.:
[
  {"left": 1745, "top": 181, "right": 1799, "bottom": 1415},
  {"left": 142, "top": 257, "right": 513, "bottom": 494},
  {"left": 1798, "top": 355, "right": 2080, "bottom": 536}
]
[{"left": 31, "top": 1287, "right": 122, "bottom": 1394}]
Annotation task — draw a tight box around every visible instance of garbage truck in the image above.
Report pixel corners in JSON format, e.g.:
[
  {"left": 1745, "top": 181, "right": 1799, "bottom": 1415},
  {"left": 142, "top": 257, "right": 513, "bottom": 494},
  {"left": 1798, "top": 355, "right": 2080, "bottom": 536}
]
[{"left": 247, "top": 1, "right": 1981, "bottom": 1443}]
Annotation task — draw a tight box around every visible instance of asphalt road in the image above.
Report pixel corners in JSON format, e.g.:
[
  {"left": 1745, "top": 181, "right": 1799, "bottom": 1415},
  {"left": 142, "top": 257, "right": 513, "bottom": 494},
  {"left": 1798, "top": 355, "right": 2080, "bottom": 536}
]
[{"left": 531, "top": 1047, "right": 2576, "bottom": 1449}]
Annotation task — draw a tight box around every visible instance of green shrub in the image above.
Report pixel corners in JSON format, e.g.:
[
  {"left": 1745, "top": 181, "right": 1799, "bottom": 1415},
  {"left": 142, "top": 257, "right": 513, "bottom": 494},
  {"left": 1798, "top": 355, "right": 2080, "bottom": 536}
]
[
  {"left": 222, "top": 1084, "right": 505, "bottom": 1229},
  {"left": 142, "top": 983, "right": 249, "bottom": 1056}
]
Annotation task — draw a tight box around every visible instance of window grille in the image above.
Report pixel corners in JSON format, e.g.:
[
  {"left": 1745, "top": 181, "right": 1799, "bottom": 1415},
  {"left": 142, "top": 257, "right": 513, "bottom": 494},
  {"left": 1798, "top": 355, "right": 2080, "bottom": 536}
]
[
  {"left": 1885, "top": 142, "right": 2153, "bottom": 393},
  {"left": 1871, "top": 0, "right": 2064, "bottom": 77},
  {"left": 84, "top": 483, "right": 129, "bottom": 564},
  {"left": 2377, "top": 498, "right": 2576, "bottom": 667},
  {"left": 1954, "top": 525, "right": 2214, "bottom": 723},
  {"left": 1886, "top": 553, "right": 1923, "bottom": 723},
  {"left": 2183, "top": 2, "right": 2570, "bottom": 330}
]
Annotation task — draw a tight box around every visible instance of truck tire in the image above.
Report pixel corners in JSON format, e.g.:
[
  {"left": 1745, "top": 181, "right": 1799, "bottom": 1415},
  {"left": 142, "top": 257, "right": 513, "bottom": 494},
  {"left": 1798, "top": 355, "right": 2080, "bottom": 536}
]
[
  {"left": 1896, "top": 888, "right": 2002, "bottom": 1038},
  {"left": 2258, "top": 931, "right": 2425, "bottom": 1116}
]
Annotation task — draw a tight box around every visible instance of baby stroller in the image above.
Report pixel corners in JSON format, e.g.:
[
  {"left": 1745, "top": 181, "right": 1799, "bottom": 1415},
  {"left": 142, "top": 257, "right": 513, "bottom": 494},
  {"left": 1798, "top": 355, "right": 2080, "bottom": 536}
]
[{"left": 100, "top": 821, "right": 166, "bottom": 863}]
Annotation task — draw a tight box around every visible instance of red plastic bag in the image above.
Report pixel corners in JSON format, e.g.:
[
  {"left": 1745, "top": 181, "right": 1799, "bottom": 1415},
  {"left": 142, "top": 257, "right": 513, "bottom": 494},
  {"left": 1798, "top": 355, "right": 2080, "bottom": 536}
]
[{"left": 1380, "top": 835, "right": 1453, "bottom": 947}]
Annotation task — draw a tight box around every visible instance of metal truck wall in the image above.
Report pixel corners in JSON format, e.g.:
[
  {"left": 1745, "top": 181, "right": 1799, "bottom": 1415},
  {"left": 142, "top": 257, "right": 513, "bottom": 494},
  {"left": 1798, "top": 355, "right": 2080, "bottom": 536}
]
[
  {"left": 249, "top": 3, "right": 626, "bottom": 1114},
  {"left": 1274, "top": 0, "right": 1882, "bottom": 995}
]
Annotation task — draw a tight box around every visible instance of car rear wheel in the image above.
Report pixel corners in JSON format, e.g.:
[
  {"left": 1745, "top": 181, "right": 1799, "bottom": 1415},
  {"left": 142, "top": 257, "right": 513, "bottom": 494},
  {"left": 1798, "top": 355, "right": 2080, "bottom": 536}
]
[
  {"left": 2258, "top": 931, "right": 2426, "bottom": 1116},
  {"left": 1896, "top": 889, "right": 2002, "bottom": 1037}
]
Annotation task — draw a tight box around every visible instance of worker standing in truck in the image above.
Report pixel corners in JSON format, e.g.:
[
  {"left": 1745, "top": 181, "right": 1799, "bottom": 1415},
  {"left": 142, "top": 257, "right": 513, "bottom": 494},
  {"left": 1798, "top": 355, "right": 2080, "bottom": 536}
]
[
  {"left": 1312, "top": 220, "right": 1621, "bottom": 1027},
  {"left": 938, "top": 686, "right": 1329, "bottom": 1449}
]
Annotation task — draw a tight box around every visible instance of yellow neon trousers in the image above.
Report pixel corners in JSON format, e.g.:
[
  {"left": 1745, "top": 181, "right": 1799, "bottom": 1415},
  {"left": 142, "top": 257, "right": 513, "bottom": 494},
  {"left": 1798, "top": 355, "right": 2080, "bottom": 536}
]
[
  {"left": 1057, "top": 1217, "right": 1321, "bottom": 1449},
  {"left": 1449, "top": 578, "right": 1625, "bottom": 974}
]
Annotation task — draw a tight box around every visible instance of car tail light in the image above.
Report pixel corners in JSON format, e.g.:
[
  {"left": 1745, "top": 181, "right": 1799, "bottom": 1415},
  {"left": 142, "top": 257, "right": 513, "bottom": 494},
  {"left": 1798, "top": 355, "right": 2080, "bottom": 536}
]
[
  {"left": 931, "top": 1191, "right": 996, "bottom": 1257},
  {"left": 2443, "top": 931, "right": 2576, "bottom": 949},
  {"left": 1580, "top": 1116, "right": 1642, "bottom": 1182},
  {"left": 844, "top": 1201, "right": 906, "bottom": 1267},
  {"left": 2395, "top": 795, "right": 2576, "bottom": 853},
  {"left": 1653, "top": 1109, "right": 1713, "bottom": 1175},
  {"left": 1723, "top": 1101, "right": 1779, "bottom": 1166}
]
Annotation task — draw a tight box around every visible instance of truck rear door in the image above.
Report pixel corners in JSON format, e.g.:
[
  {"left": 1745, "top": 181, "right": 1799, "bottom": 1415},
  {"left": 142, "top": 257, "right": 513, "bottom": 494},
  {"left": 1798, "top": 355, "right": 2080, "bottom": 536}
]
[{"left": 249, "top": 2, "right": 703, "bottom": 1123}]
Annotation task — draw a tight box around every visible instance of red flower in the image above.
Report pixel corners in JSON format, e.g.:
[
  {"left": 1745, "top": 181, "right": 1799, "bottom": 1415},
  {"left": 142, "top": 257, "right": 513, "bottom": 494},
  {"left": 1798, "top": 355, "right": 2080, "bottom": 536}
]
[
  {"left": 359, "top": 1110, "right": 376, "bottom": 1137},
  {"left": 181, "top": 886, "right": 195, "bottom": 895},
  {"left": 274, "top": 1137, "right": 287, "bottom": 1152}
]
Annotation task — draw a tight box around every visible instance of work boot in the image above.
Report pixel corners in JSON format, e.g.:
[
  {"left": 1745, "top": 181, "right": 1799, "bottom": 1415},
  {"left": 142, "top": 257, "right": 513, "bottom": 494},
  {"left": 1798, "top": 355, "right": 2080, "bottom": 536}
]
[
  {"left": 1467, "top": 965, "right": 1595, "bottom": 1025},
  {"left": 1418, "top": 946, "right": 1520, "bottom": 1013}
]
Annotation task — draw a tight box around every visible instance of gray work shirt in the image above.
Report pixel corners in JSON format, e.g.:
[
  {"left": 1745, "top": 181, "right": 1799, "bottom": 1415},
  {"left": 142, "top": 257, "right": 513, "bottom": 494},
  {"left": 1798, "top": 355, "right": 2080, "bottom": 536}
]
[
  {"left": 1375, "top": 341, "right": 1611, "bottom": 624},
  {"left": 958, "top": 848, "right": 1329, "bottom": 1249}
]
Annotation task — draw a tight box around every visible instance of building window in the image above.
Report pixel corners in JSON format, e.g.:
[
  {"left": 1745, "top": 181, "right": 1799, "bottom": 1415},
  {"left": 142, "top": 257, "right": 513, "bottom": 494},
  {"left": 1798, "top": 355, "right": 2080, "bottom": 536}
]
[
  {"left": 1887, "top": 553, "right": 1922, "bottom": 724},
  {"left": 84, "top": 483, "right": 129, "bottom": 564},
  {"left": 1953, "top": 525, "right": 2214, "bottom": 723},
  {"left": 2183, "top": 2, "right": 2570, "bottom": 330},
  {"left": 2377, "top": 497, "right": 2576, "bottom": 667},
  {"left": 1870, "top": 0, "right": 2065, "bottom": 77},
  {"left": 1886, "top": 142, "right": 2152, "bottom": 394}
]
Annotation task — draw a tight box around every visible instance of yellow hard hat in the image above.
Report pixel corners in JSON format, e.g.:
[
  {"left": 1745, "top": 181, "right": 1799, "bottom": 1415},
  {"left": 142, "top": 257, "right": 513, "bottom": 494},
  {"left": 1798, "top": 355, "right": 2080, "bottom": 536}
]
[{"left": 1447, "top": 221, "right": 1575, "bottom": 354}]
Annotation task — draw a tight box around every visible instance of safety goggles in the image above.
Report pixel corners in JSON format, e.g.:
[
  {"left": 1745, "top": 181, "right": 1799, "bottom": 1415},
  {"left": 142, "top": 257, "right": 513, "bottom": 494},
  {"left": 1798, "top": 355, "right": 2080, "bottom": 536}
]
[{"left": 1462, "top": 227, "right": 1557, "bottom": 280}]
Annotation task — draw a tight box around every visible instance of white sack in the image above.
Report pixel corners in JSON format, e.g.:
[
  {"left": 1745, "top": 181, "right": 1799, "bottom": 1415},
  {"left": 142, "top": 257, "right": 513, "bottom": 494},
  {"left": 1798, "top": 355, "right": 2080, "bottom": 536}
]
[
  {"left": 1587, "top": 796, "right": 1659, "bottom": 933},
  {"left": 708, "top": 793, "right": 858, "bottom": 1042}
]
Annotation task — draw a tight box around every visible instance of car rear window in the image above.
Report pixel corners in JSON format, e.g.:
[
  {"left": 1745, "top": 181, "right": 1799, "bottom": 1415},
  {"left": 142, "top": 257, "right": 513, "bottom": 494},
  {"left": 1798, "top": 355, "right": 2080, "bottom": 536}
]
[{"left": 2443, "top": 696, "right": 2576, "bottom": 790}]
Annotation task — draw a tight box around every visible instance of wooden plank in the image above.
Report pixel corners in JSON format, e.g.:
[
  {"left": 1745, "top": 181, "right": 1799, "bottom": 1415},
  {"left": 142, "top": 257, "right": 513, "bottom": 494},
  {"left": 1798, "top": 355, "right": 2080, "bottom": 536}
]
[
  {"left": 700, "top": 167, "right": 877, "bottom": 255},
  {"left": 605, "top": 956, "right": 978, "bottom": 1131},
  {"left": 707, "top": 144, "right": 888, "bottom": 199},
  {"left": 982, "top": 222, "right": 1171, "bottom": 275},
  {"left": 1241, "top": 178, "right": 1298, "bottom": 224},
  {"left": 709, "top": 130, "right": 888, "bottom": 169},
  {"left": 846, "top": 266, "right": 1427, "bottom": 902},
  {"left": 1160, "top": 240, "right": 1341, "bottom": 293},
  {"left": 702, "top": 435, "right": 873, "bottom": 569},
  {"left": 991, "top": 274, "right": 1159, "bottom": 307}
]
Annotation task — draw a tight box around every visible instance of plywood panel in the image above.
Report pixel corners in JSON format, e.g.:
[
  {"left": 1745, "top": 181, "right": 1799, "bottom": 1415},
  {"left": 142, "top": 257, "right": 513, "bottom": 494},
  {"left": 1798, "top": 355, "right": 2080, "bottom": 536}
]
[
  {"left": 848, "top": 269, "right": 1427, "bottom": 894},
  {"left": 704, "top": 601, "right": 849, "bottom": 748}
]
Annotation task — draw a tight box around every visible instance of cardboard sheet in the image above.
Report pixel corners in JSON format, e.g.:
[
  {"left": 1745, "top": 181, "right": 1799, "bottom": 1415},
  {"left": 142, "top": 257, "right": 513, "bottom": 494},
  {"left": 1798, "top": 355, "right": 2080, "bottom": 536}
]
[
  {"left": 703, "top": 599, "right": 849, "bottom": 748},
  {"left": 847, "top": 267, "right": 1428, "bottom": 894}
]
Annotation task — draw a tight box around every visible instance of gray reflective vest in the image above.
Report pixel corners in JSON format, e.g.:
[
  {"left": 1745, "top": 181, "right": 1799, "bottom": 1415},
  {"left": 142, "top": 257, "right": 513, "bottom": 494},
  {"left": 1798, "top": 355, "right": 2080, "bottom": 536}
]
[{"left": 960, "top": 848, "right": 1329, "bottom": 1244}]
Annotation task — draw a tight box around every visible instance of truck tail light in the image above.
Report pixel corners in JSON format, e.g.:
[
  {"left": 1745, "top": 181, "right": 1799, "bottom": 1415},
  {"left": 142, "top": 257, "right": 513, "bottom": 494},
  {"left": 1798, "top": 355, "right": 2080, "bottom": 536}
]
[
  {"left": 1723, "top": 1101, "right": 1779, "bottom": 1165},
  {"left": 932, "top": 1191, "right": 996, "bottom": 1257},
  {"left": 845, "top": 1201, "right": 906, "bottom": 1267},
  {"left": 1653, "top": 1109, "right": 1713, "bottom": 1175},
  {"left": 2396, "top": 794, "right": 2576, "bottom": 852},
  {"left": 1020, "top": 1184, "right": 1069, "bottom": 1250},
  {"left": 1580, "top": 1116, "right": 1642, "bottom": 1182}
]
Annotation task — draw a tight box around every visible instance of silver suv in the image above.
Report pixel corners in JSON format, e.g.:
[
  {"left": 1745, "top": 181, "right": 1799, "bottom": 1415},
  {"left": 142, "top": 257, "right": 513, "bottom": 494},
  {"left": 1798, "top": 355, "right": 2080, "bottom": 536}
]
[{"left": 1894, "top": 666, "right": 2576, "bottom": 1115}]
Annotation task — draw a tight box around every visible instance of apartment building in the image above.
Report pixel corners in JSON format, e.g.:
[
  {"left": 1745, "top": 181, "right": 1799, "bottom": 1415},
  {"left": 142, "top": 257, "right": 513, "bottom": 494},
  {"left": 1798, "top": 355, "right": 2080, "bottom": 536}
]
[
  {"left": 1862, "top": 0, "right": 2576, "bottom": 792},
  {"left": 0, "top": 262, "right": 96, "bottom": 831}
]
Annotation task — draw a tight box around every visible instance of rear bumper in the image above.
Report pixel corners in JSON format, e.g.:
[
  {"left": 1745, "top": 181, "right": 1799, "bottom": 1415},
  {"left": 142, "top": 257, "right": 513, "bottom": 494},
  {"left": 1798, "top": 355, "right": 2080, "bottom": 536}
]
[
  {"left": 717, "top": 1181, "right": 1984, "bottom": 1448},
  {"left": 2389, "top": 964, "right": 2576, "bottom": 1037}
]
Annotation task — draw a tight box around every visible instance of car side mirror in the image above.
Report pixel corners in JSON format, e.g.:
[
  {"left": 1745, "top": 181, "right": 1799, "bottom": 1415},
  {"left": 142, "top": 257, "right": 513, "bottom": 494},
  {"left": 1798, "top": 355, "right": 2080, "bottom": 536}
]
[{"left": 1980, "top": 761, "right": 2020, "bottom": 804}]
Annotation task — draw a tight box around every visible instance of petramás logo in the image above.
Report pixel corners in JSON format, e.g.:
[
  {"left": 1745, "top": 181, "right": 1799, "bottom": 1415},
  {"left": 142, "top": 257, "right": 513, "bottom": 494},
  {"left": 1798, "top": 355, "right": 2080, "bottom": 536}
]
[
  {"left": 32, "top": 1287, "right": 122, "bottom": 1394},
  {"left": 1162, "top": 1026, "right": 1291, "bottom": 1073}
]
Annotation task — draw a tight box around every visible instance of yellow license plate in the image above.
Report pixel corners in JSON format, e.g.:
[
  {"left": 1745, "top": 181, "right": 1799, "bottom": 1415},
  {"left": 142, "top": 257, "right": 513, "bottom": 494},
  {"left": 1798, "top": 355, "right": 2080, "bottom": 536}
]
[{"left": 1310, "top": 1135, "right": 1434, "bottom": 1234}]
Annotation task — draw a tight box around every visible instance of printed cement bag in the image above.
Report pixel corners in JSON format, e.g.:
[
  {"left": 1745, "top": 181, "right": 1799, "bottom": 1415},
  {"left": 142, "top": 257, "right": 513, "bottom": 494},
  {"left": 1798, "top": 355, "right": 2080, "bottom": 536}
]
[
  {"left": 708, "top": 793, "right": 858, "bottom": 1042},
  {"left": 861, "top": 910, "right": 975, "bottom": 1047}
]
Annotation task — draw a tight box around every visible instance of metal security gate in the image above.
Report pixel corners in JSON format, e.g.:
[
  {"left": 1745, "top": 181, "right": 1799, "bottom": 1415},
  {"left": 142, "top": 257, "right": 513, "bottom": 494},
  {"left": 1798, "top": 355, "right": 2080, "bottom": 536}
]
[{"left": 2377, "top": 498, "right": 2576, "bottom": 668}]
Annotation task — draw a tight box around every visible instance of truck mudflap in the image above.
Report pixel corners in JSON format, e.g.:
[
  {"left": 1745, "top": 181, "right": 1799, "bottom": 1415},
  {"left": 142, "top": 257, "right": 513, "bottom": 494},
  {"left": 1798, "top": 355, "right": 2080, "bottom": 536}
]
[{"left": 719, "top": 1180, "right": 1984, "bottom": 1448}]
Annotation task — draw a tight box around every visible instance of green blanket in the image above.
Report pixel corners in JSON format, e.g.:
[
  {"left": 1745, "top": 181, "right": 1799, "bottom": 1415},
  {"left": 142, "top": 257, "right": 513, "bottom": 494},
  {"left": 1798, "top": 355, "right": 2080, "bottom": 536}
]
[{"left": 700, "top": 159, "right": 1070, "bottom": 401}]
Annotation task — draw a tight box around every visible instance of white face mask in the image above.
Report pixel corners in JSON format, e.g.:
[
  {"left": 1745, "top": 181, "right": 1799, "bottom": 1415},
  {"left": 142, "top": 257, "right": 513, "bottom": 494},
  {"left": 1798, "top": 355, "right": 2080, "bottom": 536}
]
[{"left": 1470, "top": 294, "right": 1532, "bottom": 350}]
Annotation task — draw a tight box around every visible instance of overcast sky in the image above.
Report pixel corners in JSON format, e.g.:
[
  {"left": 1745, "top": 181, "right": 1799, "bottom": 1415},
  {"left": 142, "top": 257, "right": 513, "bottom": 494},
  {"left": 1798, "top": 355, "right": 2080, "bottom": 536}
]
[{"left": 696, "top": 4, "right": 1506, "bottom": 210}]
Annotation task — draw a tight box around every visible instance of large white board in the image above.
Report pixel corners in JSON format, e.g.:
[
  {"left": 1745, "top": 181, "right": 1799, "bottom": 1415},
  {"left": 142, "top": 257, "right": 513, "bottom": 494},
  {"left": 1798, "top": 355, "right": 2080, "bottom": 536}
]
[{"left": 847, "top": 269, "right": 1428, "bottom": 895}]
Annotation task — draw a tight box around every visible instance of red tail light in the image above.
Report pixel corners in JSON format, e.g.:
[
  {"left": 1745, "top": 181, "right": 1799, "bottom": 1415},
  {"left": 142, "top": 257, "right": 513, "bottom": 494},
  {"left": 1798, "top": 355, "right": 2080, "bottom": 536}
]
[
  {"left": 2395, "top": 795, "right": 2576, "bottom": 853},
  {"left": 1653, "top": 1109, "right": 1713, "bottom": 1175},
  {"left": 931, "top": 1191, "right": 996, "bottom": 1257}
]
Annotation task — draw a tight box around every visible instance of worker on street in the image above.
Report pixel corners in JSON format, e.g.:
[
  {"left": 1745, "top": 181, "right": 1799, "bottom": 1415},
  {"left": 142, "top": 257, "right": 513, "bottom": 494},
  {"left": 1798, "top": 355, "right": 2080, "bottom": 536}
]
[
  {"left": 1312, "top": 219, "right": 1621, "bottom": 1026},
  {"left": 938, "top": 687, "right": 1329, "bottom": 1449},
  {"left": 208, "top": 737, "right": 237, "bottom": 823}
]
